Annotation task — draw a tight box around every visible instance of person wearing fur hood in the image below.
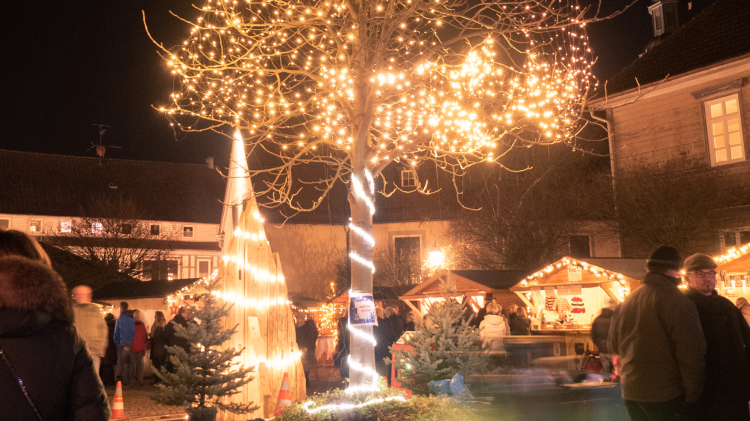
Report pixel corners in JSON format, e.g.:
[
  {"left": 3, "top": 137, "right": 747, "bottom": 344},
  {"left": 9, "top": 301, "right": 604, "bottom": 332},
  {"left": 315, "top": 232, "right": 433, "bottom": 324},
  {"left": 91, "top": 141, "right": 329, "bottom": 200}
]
[{"left": 0, "top": 255, "right": 110, "bottom": 420}]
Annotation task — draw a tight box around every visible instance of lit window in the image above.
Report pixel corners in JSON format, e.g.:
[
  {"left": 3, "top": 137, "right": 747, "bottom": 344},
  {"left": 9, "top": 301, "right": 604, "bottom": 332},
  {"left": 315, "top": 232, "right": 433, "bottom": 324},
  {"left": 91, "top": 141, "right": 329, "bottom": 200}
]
[
  {"left": 60, "top": 221, "right": 72, "bottom": 233},
  {"left": 150, "top": 225, "right": 160, "bottom": 236},
  {"left": 29, "top": 219, "right": 42, "bottom": 233},
  {"left": 401, "top": 169, "right": 416, "bottom": 187},
  {"left": 183, "top": 226, "right": 194, "bottom": 238},
  {"left": 705, "top": 93, "right": 745, "bottom": 166},
  {"left": 91, "top": 222, "right": 102, "bottom": 234}
]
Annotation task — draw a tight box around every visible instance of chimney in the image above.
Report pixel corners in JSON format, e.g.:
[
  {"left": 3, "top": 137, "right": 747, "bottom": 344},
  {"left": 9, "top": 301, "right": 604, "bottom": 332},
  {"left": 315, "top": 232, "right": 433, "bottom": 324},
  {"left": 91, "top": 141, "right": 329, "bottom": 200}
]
[{"left": 206, "top": 157, "right": 214, "bottom": 169}]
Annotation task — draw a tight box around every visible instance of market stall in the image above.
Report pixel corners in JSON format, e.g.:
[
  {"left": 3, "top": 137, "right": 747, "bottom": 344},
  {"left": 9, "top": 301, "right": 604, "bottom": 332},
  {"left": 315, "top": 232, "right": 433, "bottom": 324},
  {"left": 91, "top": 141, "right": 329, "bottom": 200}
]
[
  {"left": 510, "top": 257, "right": 645, "bottom": 369},
  {"left": 714, "top": 244, "right": 750, "bottom": 300},
  {"left": 398, "top": 269, "right": 527, "bottom": 318}
]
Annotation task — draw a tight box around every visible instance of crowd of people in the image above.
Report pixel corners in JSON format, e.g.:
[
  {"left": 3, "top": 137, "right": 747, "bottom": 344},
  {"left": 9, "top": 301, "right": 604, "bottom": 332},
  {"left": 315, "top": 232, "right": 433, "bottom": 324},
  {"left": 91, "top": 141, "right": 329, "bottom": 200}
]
[{"left": 0, "top": 229, "right": 196, "bottom": 420}]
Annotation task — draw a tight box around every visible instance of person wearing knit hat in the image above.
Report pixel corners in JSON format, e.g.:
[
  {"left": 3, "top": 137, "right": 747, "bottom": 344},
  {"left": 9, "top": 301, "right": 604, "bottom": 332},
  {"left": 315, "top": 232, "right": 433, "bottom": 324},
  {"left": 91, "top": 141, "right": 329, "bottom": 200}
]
[
  {"left": 684, "top": 253, "right": 750, "bottom": 420},
  {"left": 609, "top": 245, "right": 706, "bottom": 421}
]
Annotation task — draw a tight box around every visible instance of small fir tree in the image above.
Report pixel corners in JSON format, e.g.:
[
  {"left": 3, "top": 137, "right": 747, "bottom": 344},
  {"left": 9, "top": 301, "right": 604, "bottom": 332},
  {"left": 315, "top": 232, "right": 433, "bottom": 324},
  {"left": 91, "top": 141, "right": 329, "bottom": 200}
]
[
  {"left": 152, "top": 280, "right": 259, "bottom": 419},
  {"left": 388, "top": 277, "right": 487, "bottom": 394}
]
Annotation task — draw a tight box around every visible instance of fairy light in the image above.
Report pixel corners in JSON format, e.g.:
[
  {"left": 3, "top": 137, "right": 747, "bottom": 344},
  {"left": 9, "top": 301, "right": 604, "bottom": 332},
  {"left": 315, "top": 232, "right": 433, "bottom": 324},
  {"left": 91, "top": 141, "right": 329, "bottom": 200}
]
[
  {"left": 350, "top": 251, "right": 375, "bottom": 273},
  {"left": 348, "top": 323, "right": 377, "bottom": 346},
  {"left": 345, "top": 356, "right": 381, "bottom": 394},
  {"left": 348, "top": 223, "right": 376, "bottom": 247},
  {"left": 522, "top": 257, "right": 629, "bottom": 285},
  {"left": 302, "top": 395, "right": 407, "bottom": 414}
]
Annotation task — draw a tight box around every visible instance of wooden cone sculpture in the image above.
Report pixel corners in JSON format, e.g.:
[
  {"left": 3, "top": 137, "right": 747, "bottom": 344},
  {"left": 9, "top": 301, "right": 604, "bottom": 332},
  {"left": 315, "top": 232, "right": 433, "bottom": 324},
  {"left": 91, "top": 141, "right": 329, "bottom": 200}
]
[
  {"left": 274, "top": 372, "right": 292, "bottom": 416},
  {"left": 111, "top": 381, "right": 127, "bottom": 419}
]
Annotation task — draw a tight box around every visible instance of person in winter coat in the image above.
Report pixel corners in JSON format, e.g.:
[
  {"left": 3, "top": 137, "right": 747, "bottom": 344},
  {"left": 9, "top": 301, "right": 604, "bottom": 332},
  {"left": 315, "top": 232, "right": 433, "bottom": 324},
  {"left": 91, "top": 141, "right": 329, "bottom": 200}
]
[
  {"left": 131, "top": 310, "right": 149, "bottom": 387},
  {"left": 101, "top": 313, "right": 118, "bottom": 387},
  {"left": 509, "top": 307, "right": 531, "bottom": 335},
  {"left": 470, "top": 293, "right": 495, "bottom": 328},
  {"left": 72, "top": 285, "right": 108, "bottom": 374},
  {"left": 164, "top": 307, "right": 191, "bottom": 372},
  {"left": 373, "top": 307, "right": 391, "bottom": 379},
  {"left": 295, "top": 314, "right": 318, "bottom": 387},
  {"left": 150, "top": 316, "right": 168, "bottom": 384},
  {"left": 385, "top": 307, "right": 404, "bottom": 342},
  {"left": 479, "top": 303, "right": 508, "bottom": 353},
  {"left": 609, "top": 245, "right": 706, "bottom": 421},
  {"left": 591, "top": 306, "right": 615, "bottom": 374},
  {"left": 0, "top": 254, "right": 111, "bottom": 421},
  {"left": 684, "top": 253, "right": 750, "bottom": 421},
  {"left": 404, "top": 311, "right": 416, "bottom": 331},
  {"left": 736, "top": 297, "right": 750, "bottom": 327},
  {"left": 113, "top": 301, "right": 135, "bottom": 386}
]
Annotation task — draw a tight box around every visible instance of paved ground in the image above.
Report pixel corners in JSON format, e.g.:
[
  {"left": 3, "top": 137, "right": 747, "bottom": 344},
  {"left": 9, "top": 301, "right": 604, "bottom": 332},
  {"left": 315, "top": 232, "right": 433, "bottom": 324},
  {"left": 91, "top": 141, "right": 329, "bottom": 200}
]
[{"left": 108, "top": 383, "right": 185, "bottom": 421}]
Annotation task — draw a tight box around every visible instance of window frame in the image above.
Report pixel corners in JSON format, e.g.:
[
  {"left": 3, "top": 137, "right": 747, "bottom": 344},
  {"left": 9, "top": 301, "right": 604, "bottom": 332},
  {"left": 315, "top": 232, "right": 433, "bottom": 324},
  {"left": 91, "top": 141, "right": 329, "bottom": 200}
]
[
  {"left": 150, "top": 224, "right": 160, "bottom": 236},
  {"left": 60, "top": 220, "right": 72, "bottom": 233},
  {"left": 197, "top": 258, "right": 212, "bottom": 278},
  {"left": 393, "top": 235, "right": 423, "bottom": 284},
  {"left": 0, "top": 218, "right": 9, "bottom": 230},
  {"left": 401, "top": 169, "right": 416, "bottom": 188},
  {"left": 702, "top": 92, "right": 747, "bottom": 167},
  {"left": 29, "top": 219, "right": 42, "bottom": 233},
  {"left": 183, "top": 225, "right": 195, "bottom": 238},
  {"left": 569, "top": 235, "right": 592, "bottom": 258}
]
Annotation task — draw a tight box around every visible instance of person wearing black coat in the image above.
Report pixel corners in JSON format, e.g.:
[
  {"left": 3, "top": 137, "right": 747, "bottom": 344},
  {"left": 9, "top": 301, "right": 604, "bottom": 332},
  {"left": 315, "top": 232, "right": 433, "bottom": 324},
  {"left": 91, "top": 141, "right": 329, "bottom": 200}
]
[
  {"left": 591, "top": 307, "right": 615, "bottom": 374},
  {"left": 684, "top": 253, "right": 750, "bottom": 421},
  {"left": 100, "top": 313, "right": 118, "bottom": 387},
  {"left": 0, "top": 255, "right": 111, "bottom": 421},
  {"left": 385, "top": 307, "right": 404, "bottom": 342},
  {"left": 163, "top": 308, "right": 191, "bottom": 372},
  {"left": 150, "top": 317, "right": 168, "bottom": 384},
  {"left": 373, "top": 308, "right": 391, "bottom": 379},
  {"left": 470, "top": 293, "right": 495, "bottom": 328}
]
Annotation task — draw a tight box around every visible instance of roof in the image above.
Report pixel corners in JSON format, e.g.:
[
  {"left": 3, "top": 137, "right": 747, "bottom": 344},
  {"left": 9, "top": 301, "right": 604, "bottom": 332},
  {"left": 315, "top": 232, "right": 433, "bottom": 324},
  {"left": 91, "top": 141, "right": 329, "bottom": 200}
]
[
  {"left": 45, "top": 236, "right": 221, "bottom": 251},
  {"left": 0, "top": 150, "right": 226, "bottom": 224},
  {"left": 93, "top": 278, "right": 199, "bottom": 300},
  {"left": 450, "top": 270, "right": 528, "bottom": 290},
  {"left": 577, "top": 258, "right": 647, "bottom": 281},
  {"left": 602, "top": 0, "right": 750, "bottom": 97},
  {"left": 40, "top": 242, "right": 141, "bottom": 289}
]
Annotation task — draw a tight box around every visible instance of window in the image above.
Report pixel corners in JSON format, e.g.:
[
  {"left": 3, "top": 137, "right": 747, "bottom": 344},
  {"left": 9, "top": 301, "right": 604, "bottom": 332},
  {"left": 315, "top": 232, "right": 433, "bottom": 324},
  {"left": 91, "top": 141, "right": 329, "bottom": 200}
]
[
  {"left": 197, "top": 259, "right": 211, "bottom": 278},
  {"left": 0, "top": 219, "right": 8, "bottom": 230},
  {"left": 60, "top": 220, "right": 72, "bottom": 233},
  {"left": 183, "top": 226, "right": 194, "bottom": 238},
  {"left": 121, "top": 224, "right": 132, "bottom": 234},
  {"left": 401, "top": 169, "right": 416, "bottom": 188},
  {"left": 725, "top": 232, "right": 738, "bottom": 248},
  {"left": 395, "top": 236, "right": 421, "bottom": 284},
  {"left": 741, "top": 231, "right": 750, "bottom": 245},
  {"left": 29, "top": 219, "right": 42, "bottom": 233},
  {"left": 144, "top": 259, "right": 178, "bottom": 281},
  {"left": 705, "top": 94, "right": 745, "bottom": 166},
  {"left": 569, "top": 235, "right": 591, "bottom": 258},
  {"left": 91, "top": 222, "right": 102, "bottom": 234},
  {"left": 150, "top": 225, "right": 160, "bottom": 235}
]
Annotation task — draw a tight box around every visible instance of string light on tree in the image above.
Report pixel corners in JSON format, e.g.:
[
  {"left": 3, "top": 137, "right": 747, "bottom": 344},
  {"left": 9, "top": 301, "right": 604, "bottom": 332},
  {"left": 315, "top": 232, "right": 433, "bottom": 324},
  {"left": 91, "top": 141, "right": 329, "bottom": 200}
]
[{"left": 149, "top": 0, "right": 599, "bottom": 395}]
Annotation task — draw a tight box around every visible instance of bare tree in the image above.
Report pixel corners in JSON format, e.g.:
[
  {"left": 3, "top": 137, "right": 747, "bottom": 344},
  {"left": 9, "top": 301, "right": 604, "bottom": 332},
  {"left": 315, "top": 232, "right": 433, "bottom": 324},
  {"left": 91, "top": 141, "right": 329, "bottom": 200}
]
[
  {"left": 267, "top": 225, "right": 345, "bottom": 299},
  {"left": 147, "top": 0, "right": 601, "bottom": 388},
  {"left": 449, "top": 147, "right": 612, "bottom": 272},
  {"left": 46, "top": 196, "right": 179, "bottom": 279},
  {"left": 609, "top": 154, "right": 741, "bottom": 257}
]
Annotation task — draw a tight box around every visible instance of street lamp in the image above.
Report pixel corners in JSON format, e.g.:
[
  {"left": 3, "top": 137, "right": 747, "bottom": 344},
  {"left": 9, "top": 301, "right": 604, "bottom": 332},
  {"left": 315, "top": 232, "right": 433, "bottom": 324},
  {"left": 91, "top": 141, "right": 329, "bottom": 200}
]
[{"left": 428, "top": 242, "right": 444, "bottom": 267}]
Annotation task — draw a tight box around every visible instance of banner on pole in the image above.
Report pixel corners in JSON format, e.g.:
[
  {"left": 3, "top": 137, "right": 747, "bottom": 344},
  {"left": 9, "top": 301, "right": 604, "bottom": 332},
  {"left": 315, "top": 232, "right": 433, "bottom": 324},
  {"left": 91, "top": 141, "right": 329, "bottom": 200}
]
[{"left": 349, "top": 294, "right": 377, "bottom": 326}]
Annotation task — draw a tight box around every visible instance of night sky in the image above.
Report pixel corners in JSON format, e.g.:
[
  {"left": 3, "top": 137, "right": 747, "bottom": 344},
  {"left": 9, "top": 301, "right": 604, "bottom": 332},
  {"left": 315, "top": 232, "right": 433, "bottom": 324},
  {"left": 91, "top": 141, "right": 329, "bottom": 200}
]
[{"left": 0, "top": 0, "right": 695, "bottom": 166}]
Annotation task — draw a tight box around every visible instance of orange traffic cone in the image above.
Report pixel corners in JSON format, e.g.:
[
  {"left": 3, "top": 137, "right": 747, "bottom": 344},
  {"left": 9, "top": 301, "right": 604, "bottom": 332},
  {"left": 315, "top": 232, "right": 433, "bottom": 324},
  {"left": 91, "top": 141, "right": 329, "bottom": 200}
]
[
  {"left": 111, "top": 381, "right": 127, "bottom": 419},
  {"left": 274, "top": 372, "right": 292, "bottom": 416}
]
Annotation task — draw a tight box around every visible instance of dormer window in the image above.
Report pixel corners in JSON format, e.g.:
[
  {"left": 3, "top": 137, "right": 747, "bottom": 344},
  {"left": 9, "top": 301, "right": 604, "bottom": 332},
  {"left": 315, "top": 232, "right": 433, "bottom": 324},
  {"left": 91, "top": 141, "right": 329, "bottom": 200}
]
[
  {"left": 401, "top": 169, "right": 416, "bottom": 188},
  {"left": 150, "top": 225, "right": 160, "bottom": 235}
]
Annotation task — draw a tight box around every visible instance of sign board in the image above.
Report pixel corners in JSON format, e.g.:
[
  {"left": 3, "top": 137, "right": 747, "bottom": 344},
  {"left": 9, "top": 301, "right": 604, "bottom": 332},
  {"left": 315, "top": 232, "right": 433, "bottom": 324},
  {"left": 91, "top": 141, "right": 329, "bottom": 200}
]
[
  {"left": 349, "top": 294, "right": 377, "bottom": 326},
  {"left": 567, "top": 265, "right": 583, "bottom": 282}
]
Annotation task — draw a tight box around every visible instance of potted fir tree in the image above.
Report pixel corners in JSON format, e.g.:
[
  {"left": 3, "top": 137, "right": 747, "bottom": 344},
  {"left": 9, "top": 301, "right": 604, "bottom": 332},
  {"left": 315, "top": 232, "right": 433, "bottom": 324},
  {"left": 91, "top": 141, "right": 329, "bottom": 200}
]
[{"left": 152, "top": 279, "right": 258, "bottom": 421}]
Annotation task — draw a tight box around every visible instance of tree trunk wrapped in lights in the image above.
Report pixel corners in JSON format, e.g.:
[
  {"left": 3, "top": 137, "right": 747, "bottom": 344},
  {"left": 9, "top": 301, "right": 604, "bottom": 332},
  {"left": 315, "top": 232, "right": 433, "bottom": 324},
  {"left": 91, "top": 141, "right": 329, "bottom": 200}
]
[{"left": 147, "top": 0, "right": 598, "bottom": 393}]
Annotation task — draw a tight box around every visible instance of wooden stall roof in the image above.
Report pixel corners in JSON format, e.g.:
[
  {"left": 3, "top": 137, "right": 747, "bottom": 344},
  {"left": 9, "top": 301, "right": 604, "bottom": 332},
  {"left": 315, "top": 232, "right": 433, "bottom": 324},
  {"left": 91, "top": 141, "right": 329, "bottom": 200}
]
[
  {"left": 716, "top": 244, "right": 750, "bottom": 273},
  {"left": 94, "top": 278, "right": 200, "bottom": 300},
  {"left": 332, "top": 284, "right": 415, "bottom": 304},
  {"left": 511, "top": 257, "right": 646, "bottom": 291},
  {"left": 288, "top": 294, "right": 324, "bottom": 308},
  {"left": 400, "top": 269, "right": 527, "bottom": 299}
]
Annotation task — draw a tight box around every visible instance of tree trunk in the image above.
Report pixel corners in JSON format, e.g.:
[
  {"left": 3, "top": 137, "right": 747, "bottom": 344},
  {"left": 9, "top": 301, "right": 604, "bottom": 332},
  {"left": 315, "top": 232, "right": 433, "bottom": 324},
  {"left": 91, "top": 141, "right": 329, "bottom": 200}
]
[{"left": 347, "top": 186, "right": 376, "bottom": 389}]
